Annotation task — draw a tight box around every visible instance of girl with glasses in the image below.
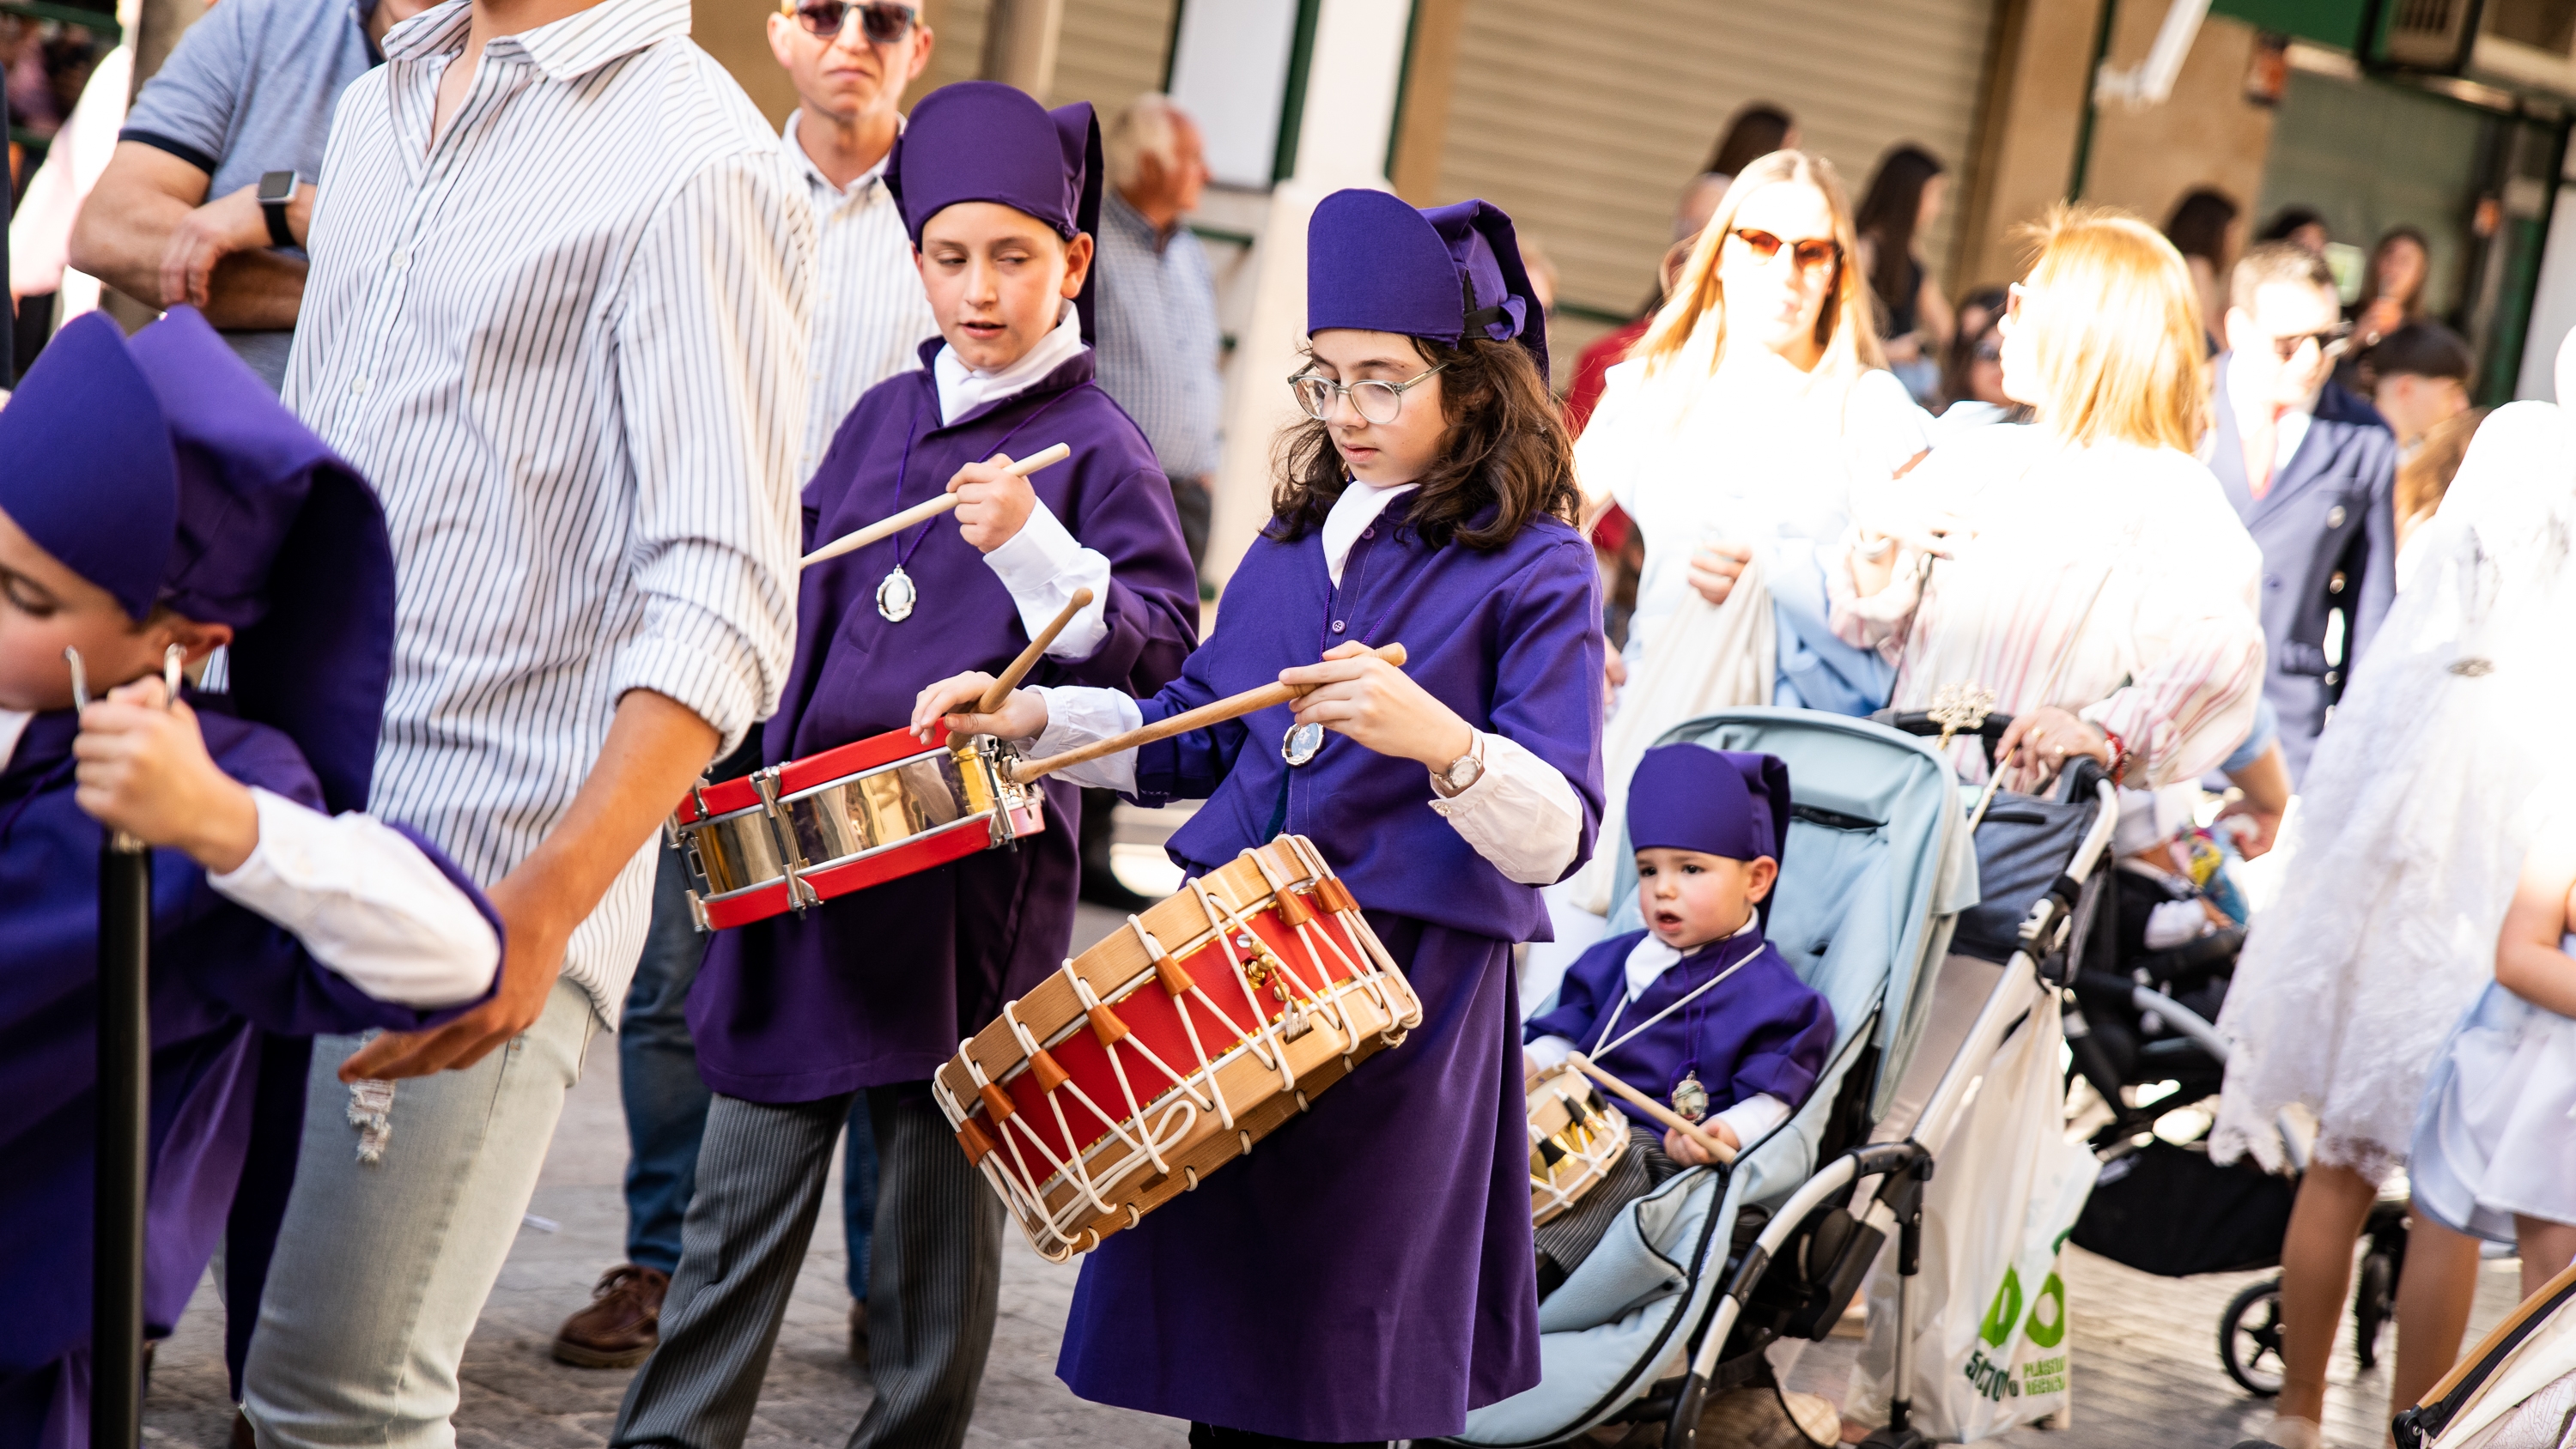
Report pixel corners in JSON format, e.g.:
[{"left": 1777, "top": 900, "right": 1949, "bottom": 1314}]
[{"left": 910, "top": 189, "right": 1605, "bottom": 1446}]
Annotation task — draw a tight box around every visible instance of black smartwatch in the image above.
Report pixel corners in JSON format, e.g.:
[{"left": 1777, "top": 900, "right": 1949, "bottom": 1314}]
[{"left": 258, "top": 170, "right": 299, "bottom": 247}]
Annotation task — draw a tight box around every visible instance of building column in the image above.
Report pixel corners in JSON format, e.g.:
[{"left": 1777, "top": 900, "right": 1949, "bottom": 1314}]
[
  {"left": 981, "top": 0, "right": 1065, "bottom": 100},
  {"left": 1204, "top": 0, "right": 1416, "bottom": 590}
]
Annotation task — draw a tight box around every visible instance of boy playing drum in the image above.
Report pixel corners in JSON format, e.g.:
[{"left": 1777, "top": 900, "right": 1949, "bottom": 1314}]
[{"left": 615, "top": 81, "right": 1196, "bottom": 1449}]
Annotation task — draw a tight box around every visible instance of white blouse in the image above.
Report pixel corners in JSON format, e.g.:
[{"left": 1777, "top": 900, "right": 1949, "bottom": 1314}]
[
  {"left": 1828, "top": 426, "right": 2266, "bottom": 788},
  {"left": 1576, "top": 348, "right": 1931, "bottom": 670}
]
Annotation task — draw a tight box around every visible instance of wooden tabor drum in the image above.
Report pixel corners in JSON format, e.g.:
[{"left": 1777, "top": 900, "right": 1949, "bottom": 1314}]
[{"left": 933, "top": 835, "right": 1420, "bottom": 1261}]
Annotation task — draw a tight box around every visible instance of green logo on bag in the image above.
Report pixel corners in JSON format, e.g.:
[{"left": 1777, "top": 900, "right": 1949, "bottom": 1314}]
[
  {"left": 1979, "top": 1268, "right": 2022, "bottom": 1348},
  {"left": 2025, "top": 1270, "right": 2068, "bottom": 1349}
]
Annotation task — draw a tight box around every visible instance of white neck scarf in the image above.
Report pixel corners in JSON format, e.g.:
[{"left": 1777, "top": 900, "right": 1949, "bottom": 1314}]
[
  {"left": 933, "top": 302, "right": 1085, "bottom": 426},
  {"left": 1320, "top": 481, "right": 1418, "bottom": 586}
]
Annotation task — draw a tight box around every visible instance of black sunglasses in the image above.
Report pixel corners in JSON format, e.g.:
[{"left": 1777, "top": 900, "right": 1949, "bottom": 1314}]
[
  {"left": 2269, "top": 322, "right": 2353, "bottom": 361},
  {"left": 784, "top": 0, "right": 917, "bottom": 43},
  {"left": 1729, "top": 227, "right": 1840, "bottom": 273}
]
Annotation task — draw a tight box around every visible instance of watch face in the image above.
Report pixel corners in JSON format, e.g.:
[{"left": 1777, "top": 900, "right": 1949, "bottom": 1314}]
[{"left": 259, "top": 171, "right": 295, "bottom": 202}]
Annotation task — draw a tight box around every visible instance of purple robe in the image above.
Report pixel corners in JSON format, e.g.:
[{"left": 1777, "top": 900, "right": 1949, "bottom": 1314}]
[
  {"left": 1055, "top": 494, "right": 1606, "bottom": 1441},
  {"left": 0, "top": 709, "right": 497, "bottom": 1449},
  {"left": 687, "top": 342, "right": 1197, "bottom": 1102},
  {"left": 1524, "top": 928, "right": 1834, "bottom": 1134}
]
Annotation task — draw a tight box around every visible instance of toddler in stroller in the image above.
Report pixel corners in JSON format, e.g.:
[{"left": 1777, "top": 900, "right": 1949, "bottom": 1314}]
[{"left": 1522, "top": 744, "right": 1837, "bottom": 1299}]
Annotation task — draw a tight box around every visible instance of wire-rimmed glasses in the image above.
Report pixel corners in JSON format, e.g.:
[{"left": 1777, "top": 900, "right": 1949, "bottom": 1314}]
[{"left": 1287, "top": 362, "right": 1450, "bottom": 424}]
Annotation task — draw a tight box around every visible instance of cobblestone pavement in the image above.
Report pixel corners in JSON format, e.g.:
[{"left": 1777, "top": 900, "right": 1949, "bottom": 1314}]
[{"left": 141, "top": 809, "right": 2531, "bottom": 1448}]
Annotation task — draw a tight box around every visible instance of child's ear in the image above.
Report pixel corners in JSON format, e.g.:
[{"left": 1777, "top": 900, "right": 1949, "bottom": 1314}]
[
  {"left": 1061, "top": 232, "right": 1095, "bottom": 298},
  {"left": 155, "top": 615, "right": 234, "bottom": 669},
  {"left": 1745, "top": 855, "right": 1779, "bottom": 904}
]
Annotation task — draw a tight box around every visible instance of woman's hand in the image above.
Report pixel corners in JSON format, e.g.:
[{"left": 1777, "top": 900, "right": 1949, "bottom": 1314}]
[
  {"left": 1278, "top": 640, "right": 1472, "bottom": 769},
  {"left": 947, "top": 452, "right": 1039, "bottom": 553},
  {"left": 910, "top": 670, "right": 1048, "bottom": 743},
  {"left": 72, "top": 676, "right": 260, "bottom": 873},
  {"left": 1993, "top": 706, "right": 2111, "bottom": 792},
  {"left": 1687, "top": 542, "right": 1752, "bottom": 605},
  {"left": 1663, "top": 1119, "right": 1741, "bottom": 1167},
  {"left": 1603, "top": 635, "right": 1627, "bottom": 696}
]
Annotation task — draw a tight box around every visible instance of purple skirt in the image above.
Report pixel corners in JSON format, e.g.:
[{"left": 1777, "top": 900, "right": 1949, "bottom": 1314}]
[{"left": 1054, "top": 915, "right": 1540, "bottom": 1440}]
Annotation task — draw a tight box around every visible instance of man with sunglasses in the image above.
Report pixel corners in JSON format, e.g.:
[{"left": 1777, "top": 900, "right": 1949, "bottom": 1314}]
[
  {"left": 2210, "top": 239, "right": 2398, "bottom": 784},
  {"left": 544, "top": 0, "right": 936, "bottom": 1377}
]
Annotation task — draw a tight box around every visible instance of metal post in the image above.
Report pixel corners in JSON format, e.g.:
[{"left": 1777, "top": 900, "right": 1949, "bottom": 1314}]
[
  {"left": 75, "top": 645, "right": 153, "bottom": 1449},
  {"left": 92, "top": 832, "right": 150, "bottom": 1448},
  {"left": 977, "top": 0, "right": 1063, "bottom": 99}
]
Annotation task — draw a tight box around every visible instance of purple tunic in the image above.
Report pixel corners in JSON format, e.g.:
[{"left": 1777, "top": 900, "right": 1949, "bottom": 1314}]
[
  {"left": 687, "top": 342, "right": 1197, "bottom": 1103},
  {"left": 1524, "top": 928, "right": 1834, "bottom": 1135},
  {"left": 0, "top": 709, "right": 496, "bottom": 1449},
  {"left": 1055, "top": 494, "right": 1606, "bottom": 1440}
]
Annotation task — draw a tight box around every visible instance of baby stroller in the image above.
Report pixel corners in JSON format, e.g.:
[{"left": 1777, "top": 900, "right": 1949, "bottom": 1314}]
[
  {"left": 2061, "top": 845, "right": 2410, "bottom": 1398},
  {"left": 1449, "top": 706, "right": 2117, "bottom": 1448},
  {"left": 2394, "top": 1260, "right": 2576, "bottom": 1447}
]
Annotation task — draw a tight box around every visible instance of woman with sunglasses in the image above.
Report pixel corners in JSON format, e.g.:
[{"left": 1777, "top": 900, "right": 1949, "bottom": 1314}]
[
  {"left": 1539, "top": 150, "right": 1930, "bottom": 992},
  {"left": 910, "top": 189, "right": 1604, "bottom": 1446}
]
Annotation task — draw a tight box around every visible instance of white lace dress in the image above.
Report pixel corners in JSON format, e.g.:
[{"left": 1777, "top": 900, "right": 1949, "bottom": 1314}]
[{"left": 2212, "top": 403, "right": 2576, "bottom": 1185}]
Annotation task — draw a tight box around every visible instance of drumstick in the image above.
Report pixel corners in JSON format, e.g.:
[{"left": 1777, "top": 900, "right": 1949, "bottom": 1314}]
[
  {"left": 976, "top": 588, "right": 1095, "bottom": 714},
  {"left": 1565, "top": 1052, "right": 1737, "bottom": 1165},
  {"left": 799, "top": 442, "right": 1074, "bottom": 571},
  {"left": 1003, "top": 642, "right": 1408, "bottom": 785}
]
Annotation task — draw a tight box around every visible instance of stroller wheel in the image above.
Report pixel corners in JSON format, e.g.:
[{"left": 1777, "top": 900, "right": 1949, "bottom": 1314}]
[
  {"left": 2220, "top": 1277, "right": 2287, "bottom": 1397},
  {"left": 2354, "top": 1251, "right": 2396, "bottom": 1372}
]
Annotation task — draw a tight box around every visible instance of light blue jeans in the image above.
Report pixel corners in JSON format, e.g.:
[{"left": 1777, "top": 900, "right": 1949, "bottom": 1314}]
[{"left": 243, "top": 978, "right": 597, "bottom": 1449}]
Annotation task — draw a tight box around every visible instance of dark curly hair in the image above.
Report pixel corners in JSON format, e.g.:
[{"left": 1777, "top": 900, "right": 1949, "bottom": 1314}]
[{"left": 1266, "top": 335, "right": 1579, "bottom": 554}]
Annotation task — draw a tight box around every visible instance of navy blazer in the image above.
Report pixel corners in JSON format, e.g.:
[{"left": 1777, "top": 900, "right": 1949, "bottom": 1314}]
[{"left": 2208, "top": 355, "right": 2397, "bottom": 784}]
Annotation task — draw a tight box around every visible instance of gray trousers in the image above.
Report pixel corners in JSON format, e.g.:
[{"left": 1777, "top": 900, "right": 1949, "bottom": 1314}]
[{"left": 610, "top": 1082, "right": 1004, "bottom": 1449}]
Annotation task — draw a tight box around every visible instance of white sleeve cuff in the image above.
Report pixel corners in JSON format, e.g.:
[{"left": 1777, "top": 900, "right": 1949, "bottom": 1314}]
[
  {"left": 1022, "top": 685, "right": 1145, "bottom": 792},
  {"left": 981, "top": 498, "right": 1112, "bottom": 659},
  {"left": 209, "top": 789, "right": 501, "bottom": 1009},
  {"left": 1714, "top": 1091, "right": 1792, "bottom": 1147},
  {"left": 1426, "top": 731, "right": 1586, "bottom": 885},
  {"left": 1524, "top": 1034, "right": 1577, "bottom": 1073}
]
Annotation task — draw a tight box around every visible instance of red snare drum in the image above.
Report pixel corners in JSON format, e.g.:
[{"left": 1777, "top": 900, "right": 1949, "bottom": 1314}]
[
  {"left": 669, "top": 726, "right": 1043, "bottom": 931},
  {"left": 934, "top": 835, "right": 1421, "bottom": 1261}
]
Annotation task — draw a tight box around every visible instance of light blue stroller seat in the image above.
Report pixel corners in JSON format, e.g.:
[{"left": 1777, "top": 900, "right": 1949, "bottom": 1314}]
[{"left": 1455, "top": 708, "right": 1977, "bottom": 1447}]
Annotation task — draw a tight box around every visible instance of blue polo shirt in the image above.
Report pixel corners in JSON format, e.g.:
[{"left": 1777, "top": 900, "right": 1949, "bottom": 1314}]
[{"left": 119, "top": 0, "right": 380, "bottom": 388}]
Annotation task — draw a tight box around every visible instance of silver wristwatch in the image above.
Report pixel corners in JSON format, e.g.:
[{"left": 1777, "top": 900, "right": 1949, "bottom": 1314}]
[{"left": 1430, "top": 733, "right": 1486, "bottom": 798}]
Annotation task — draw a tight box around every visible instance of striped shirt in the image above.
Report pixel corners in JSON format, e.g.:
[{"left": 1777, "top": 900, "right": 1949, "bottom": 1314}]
[
  {"left": 1829, "top": 426, "right": 2265, "bottom": 788},
  {"left": 283, "top": 0, "right": 811, "bottom": 1016},
  {"left": 781, "top": 109, "right": 938, "bottom": 482},
  {"left": 1091, "top": 189, "right": 1223, "bottom": 482}
]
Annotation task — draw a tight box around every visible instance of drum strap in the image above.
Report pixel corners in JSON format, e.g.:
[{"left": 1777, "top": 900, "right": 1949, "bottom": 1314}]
[{"left": 1587, "top": 938, "right": 1766, "bottom": 1063}]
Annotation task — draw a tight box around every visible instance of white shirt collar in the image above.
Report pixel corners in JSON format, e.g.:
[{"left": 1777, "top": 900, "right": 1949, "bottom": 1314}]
[
  {"left": 1321, "top": 482, "right": 1418, "bottom": 586},
  {"left": 780, "top": 108, "right": 898, "bottom": 203},
  {"left": 1621, "top": 912, "right": 1759, "bottom": 1003},
  {"left": 0, "top": 710, "right": 30, "bottom": 770},
  {"left": 933, "top": 303, "right": 1085, "bottom": 426}
]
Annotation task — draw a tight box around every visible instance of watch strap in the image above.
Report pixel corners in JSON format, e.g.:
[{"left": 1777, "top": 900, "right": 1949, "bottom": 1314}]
[{"left": 258, "top": 172, "right": 298, "bottom": 248}]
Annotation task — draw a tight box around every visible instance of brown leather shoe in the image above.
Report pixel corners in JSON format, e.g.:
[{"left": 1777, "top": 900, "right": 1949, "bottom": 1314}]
[
  {"left": 848, "top": 1299, "right": 869, "bottom": 1363},
  {"left": 552, "top": 1264, "right": 668, "bottom": 1368}
]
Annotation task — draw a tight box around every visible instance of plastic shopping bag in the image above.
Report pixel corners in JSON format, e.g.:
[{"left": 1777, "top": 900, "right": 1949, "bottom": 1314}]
[{"left": 1845, "top": 1006, "right": 2100, "bottom": 1440}]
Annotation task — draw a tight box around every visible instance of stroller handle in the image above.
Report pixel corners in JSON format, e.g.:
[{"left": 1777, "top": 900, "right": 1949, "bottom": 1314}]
[{"left": 1875, "top": 707, "right": 2012, "bottom": 769}]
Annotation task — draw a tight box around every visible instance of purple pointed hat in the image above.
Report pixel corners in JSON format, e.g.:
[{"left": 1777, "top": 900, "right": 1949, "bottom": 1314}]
[
  {"left": 1627, "top": 743, "right": 1793, "bottom": 928},
  {"left": 1305, "top": 191, "right": 1548, "bottom": 375},
  {"left": 888, "top": 81, "right": 1104, "bottom": 339},
  {"left": 0, "top": 307, "right": 396, "bottom": 813}
]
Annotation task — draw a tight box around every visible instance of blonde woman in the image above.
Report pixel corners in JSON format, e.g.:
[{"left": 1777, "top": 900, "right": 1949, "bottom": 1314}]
[
  {"left": 1540, "top": 151, "right": 1931, "bottom": 993},
  {"left": 1831, "top": 205, "right": 2263, "bottom": 796}
]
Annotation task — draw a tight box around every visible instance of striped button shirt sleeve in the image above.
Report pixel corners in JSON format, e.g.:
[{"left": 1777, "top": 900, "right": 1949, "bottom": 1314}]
[{"left": 606, "top": 151, "right": 814, "bottom": 753}]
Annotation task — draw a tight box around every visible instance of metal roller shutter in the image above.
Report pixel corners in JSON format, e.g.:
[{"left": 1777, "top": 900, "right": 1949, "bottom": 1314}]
[
  {"left": 1052, "top": 0, "right": 1176, "bottom": 113},
  {"left": 1431, "top": 0, "right": 1999, "bottom": 343}
]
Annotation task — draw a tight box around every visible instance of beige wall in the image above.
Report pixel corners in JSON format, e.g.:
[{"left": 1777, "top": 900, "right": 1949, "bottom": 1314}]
[
  {"left": 695, "top": 0, "right": 797, "bottom": 128},
  {"left": 1953, "top": 0, "right": 2102, "bottom": 290},
  {"left": 2079, "top": 9, "right": 2277, "bottom": 248}
]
